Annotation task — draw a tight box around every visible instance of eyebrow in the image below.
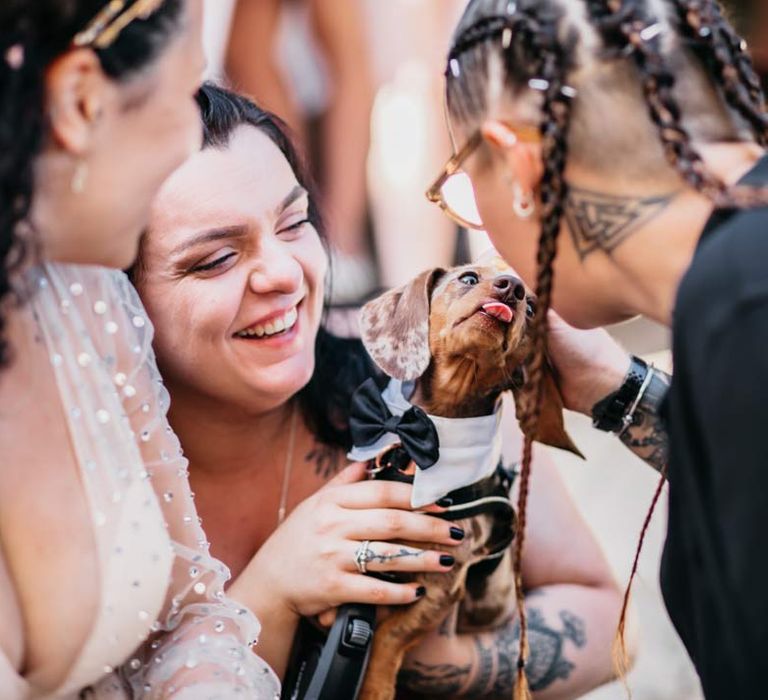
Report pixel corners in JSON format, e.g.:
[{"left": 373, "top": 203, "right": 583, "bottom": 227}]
[
  {"left": 276, "top": 185, "right": 308, "bottom": 218},
  {"left": 168, "top": 186, "right": 309, "bottom": 258}
]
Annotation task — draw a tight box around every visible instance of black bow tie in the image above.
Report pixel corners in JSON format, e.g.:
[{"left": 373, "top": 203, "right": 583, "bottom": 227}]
[{"left": 349, "top": 379, "right": 440, "bottom": 470}]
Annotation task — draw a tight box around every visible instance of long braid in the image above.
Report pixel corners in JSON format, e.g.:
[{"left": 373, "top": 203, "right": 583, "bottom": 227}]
[
  {"left": 448, "top": 6, "right": 576, "bottom": 696},
  {"left": 586, "top": 0, "right": 768, "bottom": 208},
  {"left": 612, "top": 468, "right": 668, "bottom": 690},
  {"left": 675, "top": 0, "right": 768, "bottom": 146},
  {"left": 513, "top": 79, "right": 571, "bottom": 693},
  {"left": 507, "top": 13, "right": 575, "bottom": 700}
]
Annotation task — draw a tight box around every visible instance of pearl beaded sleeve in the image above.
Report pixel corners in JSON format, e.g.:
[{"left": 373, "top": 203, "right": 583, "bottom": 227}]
[{"left": 29, "top": 264, "right": 280, "bottom": 699}]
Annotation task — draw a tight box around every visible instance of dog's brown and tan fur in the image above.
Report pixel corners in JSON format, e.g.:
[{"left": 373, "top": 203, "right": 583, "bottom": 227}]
[{"left": 356, "top": 261, "right": 580, "bottom": 699}]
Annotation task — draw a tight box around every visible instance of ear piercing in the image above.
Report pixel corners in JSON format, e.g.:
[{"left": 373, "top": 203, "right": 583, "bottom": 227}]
[
  {"left": 503, "top": 171, "right": 536, "bottom": 220},
  {"left": 512, "top": 182, "right": 536, "bottom": 219}
]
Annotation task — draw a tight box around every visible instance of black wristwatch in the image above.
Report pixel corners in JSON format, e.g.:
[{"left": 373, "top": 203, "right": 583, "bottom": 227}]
[{"left": 591, "top": 355, "right": 650, "bottom": 433}]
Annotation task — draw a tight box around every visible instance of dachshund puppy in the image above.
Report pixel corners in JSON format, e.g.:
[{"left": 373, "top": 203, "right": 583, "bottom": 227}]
[{"left": 354, "top": 261, "right": 580, "bottom": 700}]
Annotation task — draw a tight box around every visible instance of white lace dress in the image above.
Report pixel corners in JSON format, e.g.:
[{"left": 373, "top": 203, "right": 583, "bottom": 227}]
[{"left": 0, "top": 263, "right": 280, "bottom": 699}]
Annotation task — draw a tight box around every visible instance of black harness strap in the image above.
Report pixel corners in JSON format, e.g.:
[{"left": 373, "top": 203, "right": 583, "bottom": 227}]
[{"left": 368, "top": 446, "right": 518, "bottom": 573}]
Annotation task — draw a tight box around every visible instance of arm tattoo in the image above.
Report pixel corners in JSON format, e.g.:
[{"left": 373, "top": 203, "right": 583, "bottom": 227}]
[
  {"left": 399, "top": 607, "right": 586, "bottom": 697},
  {"left": 565, "top": 187, "right": 676, "bottom": 260},
  {"left": 398, "top": 661, "right": 472, "bottom": 696},
  {"left": 470, "top": 635, "right": 495, "bottom": 694},
  {"left": 305, "top": 443, "right": 342, "bottom": 479},
  {"left": 619, "top": 369, "right": 670, "bottom": 474}
]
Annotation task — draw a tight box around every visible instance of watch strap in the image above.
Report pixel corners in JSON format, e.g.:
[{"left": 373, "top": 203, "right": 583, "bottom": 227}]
[{"left": 591, "top": 355, "right": 649, "bottom": 433}]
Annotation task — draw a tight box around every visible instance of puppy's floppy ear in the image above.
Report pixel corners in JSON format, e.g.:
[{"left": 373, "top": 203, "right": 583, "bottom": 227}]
[
  {"left": 359, "top": 267, "right": 445, "bottom": 381},
  {"left": 512, "top": 358, "right": 584, "bottom": 459}
]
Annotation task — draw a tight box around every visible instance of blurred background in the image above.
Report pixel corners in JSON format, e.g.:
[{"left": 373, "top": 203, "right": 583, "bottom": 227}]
[{"left": 201, "top": 2, "right": 767, "bottom": 698}]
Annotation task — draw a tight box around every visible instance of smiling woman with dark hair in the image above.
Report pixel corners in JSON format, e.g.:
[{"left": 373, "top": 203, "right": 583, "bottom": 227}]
[{"left": 132, "top": 82, "right": 627, "bottom": 698}]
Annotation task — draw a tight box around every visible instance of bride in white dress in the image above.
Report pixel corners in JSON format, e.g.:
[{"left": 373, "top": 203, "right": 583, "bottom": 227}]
[{"left": 0, "top": 2, "right": 279, "bottom": 698}]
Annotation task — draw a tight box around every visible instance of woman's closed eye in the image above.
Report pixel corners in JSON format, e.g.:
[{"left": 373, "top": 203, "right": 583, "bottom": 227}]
[
  {"left": 277, "top": 212, "right": 311, "bottom": 240},
  {"left": 188, "top": 248, "right": 238, "bottom": 274}
]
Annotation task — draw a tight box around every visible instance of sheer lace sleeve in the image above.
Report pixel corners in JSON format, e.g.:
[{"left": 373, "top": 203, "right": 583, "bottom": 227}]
[
  {"left": 31, "top": 264, "right": 280, "bottom": 699},
  {"left": 110, "top": 272, "right": 281, "bottom": 699}
]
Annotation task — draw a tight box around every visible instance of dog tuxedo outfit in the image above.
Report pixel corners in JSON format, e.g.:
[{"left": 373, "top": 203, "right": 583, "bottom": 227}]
[{"left": 348, "top": 378, "right": 504, "bottom": 508}]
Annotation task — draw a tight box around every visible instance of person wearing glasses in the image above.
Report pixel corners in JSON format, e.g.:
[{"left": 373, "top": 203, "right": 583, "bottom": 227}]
[
  {"left": 0, "top": 2, "right": 279, "bottom": 698},
  {"left": 428, "top": 0, "right": 768, "bottom": 697}
]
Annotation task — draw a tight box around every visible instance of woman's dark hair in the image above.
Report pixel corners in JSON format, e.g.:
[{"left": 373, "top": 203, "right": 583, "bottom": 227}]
[
  {"left": 160, "top": 82, "right": 375, "bottom": 450},
  {"left": 444, "top": 0, "right": 767, "bottom": 695},
  {"left": 0, "top": 0, "right": 185, "bottom": 368}
]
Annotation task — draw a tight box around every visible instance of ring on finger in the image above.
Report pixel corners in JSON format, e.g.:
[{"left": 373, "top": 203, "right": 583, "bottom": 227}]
[{"left": 354, "top": 539, "right": 373, "bottom": 574}]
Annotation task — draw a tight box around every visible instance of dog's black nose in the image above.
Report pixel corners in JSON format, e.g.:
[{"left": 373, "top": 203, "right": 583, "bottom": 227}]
[{"left": 493, "top": 274, "right": 526, "bottom": 303}]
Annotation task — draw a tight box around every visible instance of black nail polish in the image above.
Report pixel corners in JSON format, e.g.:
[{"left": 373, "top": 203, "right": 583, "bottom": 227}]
[
  {"left": 450, "top": 526, "right": 465, "bottom": 541},
  {"left": 436, "top": 497, "right": 453, "bottom": 507},
  {"left": 440, "top": 554, "right": 455, "bottom": 567},
  {"left": 415, "top": 586, "right": 427, "bottom": 598}
]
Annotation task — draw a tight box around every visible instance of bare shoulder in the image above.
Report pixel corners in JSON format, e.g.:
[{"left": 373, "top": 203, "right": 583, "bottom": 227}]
[{"left": 0, "top": 305, "right": 98, "bottom": 689}]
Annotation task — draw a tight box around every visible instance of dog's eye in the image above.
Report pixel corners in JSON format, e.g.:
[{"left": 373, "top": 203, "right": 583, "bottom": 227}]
[
  {"left": 458, "top": 272, "right": 479, "bottom": 286},
  {"left": 526, "top": 300, "right": 536, "bottom": 318}
]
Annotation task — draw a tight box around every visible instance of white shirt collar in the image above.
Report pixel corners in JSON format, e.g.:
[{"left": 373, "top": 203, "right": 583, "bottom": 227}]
[{"left": 348, "top": 379, "right": 503, "bottom": 507}]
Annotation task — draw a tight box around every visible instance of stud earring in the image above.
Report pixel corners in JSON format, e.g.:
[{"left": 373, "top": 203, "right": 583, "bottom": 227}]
[{"left": 71, "top": 161, "right": 88, "bottom": 194}]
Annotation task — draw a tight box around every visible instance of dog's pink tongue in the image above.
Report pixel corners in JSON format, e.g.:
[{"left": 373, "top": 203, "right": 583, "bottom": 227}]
[{"left": 482, "top": 302, "right": 514, "bottom": 323}]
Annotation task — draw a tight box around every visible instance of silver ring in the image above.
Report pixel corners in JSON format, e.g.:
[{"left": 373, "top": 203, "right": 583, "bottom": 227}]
[{"left": 354, "top": 540, "right": 372, "bottom": 574}]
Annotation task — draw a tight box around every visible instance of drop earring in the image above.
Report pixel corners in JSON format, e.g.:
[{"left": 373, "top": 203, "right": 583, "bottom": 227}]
[
  {"left": 512, "top": 182, "right": 536, "bottom": 219},
  {"left": 71, "top": 160, "right": 88, "bottom": 194},
  {"left": 503, "top": 170, "right": 536, "bottom": 220}
]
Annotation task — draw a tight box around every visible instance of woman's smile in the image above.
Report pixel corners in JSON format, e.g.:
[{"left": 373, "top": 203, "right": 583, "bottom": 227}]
[{"left": 232, "top": 301, "right": 304, "bottom": 350}]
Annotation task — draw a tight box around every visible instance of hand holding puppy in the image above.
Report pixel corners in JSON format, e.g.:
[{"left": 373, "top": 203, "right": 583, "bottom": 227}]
[
  {"left": 236, "top": 462, "right": 463, "bottom": 622},
  {"left": 545, "top": 310, "right": 632, "bottom": 416}
]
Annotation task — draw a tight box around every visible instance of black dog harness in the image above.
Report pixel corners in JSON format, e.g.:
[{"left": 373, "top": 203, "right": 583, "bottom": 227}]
[
  {"left": 368, "top": 445, "right": 517, "bottom": 574},
  {"left": 281, "top": 449, "right": 518, "bottom": 700}
]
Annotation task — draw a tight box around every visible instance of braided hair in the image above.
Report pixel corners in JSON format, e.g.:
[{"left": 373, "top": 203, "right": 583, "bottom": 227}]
[
  {"left": 674, "top": 0, "right": 768, "bottom": 146},
  {"left": 446, "top": 0, "right": 767, "bottom": 694},
  {"left": 0, "top": 0, "right": 184, "bottom": 369},
  {"left": 447, "top": 3, "right": 577, "bottom": 696},
  {"left": 582, "top": 0, "right": 766, "bottom": 676}
]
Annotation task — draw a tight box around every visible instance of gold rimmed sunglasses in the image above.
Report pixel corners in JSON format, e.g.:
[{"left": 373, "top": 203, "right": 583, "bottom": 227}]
[
  {"left": 73, "top": 0, "right": 166, "bottom": 50},
  {"left": 425, "top": 121, "right": 541, "bottom": 231}
]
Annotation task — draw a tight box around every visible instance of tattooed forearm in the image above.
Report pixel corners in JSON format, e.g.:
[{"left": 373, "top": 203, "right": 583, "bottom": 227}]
[
  {"left": 619, "top": 369, "right": 670, "bottom": 474},
  {"left": 400, "top": 608, "right": 586, "bottom": 697},
  {"left": 565, "top": 187, "right": 677, "bottom": 260},
  {"left": 398, "top": 661, "right": 472, "bottom": 696},
  {"left": 468, "top": 635, "right": 495, "bottom": 695}
]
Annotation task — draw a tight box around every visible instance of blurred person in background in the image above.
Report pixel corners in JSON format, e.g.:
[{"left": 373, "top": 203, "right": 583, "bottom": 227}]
[
  {"left": 226, "top": 0, "right": 376, "bottom": 304},
  {"left": 222, "top": 0, "right": 487, "bottom": 295}
]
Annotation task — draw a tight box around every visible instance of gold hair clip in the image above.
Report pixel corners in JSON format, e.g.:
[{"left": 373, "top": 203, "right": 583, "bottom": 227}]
[{"left": 72, "top": 0, "right": 165, "bottom": 50}]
